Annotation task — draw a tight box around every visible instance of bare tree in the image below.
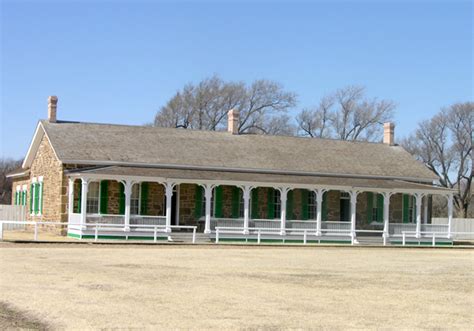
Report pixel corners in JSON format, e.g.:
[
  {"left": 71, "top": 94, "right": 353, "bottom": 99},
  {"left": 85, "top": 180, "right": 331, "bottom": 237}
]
[
  {"left": 402, "top": 102, "right": 473, "bottom": 217},
  {"left": 0, "top": 158, "right": 23, "bottom": 204},
  {"left": 297, "top": 86, "right": 395, "bottom": 141},
  {"left": 297, "top": 96, "right": 334, "bottom": 138},
  {"left": 154, "top": 76, "right": 297, "bottom": 135}
]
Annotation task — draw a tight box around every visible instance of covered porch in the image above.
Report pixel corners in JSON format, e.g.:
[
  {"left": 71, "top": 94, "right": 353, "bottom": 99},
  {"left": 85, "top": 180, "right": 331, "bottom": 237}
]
[{"left": 66, "top": 166, "right": 454, "bottom": 244}]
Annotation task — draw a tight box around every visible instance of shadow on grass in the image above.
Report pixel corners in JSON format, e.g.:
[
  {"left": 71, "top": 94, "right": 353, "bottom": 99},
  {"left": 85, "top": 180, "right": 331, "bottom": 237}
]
[{"left": 0, "top": 301, "right": 49, "bottom": 330}]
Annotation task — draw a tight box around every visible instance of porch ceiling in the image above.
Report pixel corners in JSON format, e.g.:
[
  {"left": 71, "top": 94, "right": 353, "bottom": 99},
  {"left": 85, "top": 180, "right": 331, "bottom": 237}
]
[{"left": 66, "top": 166, "right": 452, "bottom": 194}]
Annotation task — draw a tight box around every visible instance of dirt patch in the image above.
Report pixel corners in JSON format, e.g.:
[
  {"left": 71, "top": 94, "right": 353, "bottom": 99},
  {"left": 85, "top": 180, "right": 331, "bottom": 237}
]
[
  {"left": 0, "top": 244, "right": 472, "bottom": 329},
  {"left": 0, "top": 301, "right": 49, "bottom": 330}
]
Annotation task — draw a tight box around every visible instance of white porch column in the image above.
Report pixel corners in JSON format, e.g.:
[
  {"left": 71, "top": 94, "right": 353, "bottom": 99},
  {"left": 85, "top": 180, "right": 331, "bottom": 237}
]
[
  {"left": 423, "top": 195, "right": 429, "bottom": 224},
  {"left": 164, "top": 182, "right": 175, "bottom": 233},
  {"left": 122, "top": 180, "right": 133, "bottom": 232},
  {"left": 278, "top": 187, "right": 289, "bottom": 236},
  {"left": 447, "top": 193, "right": 453, "bottom": 238},
  {"left": 314, "top": 188, "right": 326, "bottom": 236},
  {"left": 382, "top": 192, "right": 392, "bottom": 239},
  {"left": 349, "top": 191, "right": 359, "bottom": 243},
  {"left": 203, "top": 184, "right": 215, "bottom": 234},
  {"left": 80, "top": 178, "right": 89, "bottom": 228},
  {"left": 68, "top": 178, "right": 74, "bottom": 220},
  {"left": 241, "top": 186, "right": 253, "bottom": 235},
  {"left": 415, "top": 193, "right": 423, "bottom": 238}
]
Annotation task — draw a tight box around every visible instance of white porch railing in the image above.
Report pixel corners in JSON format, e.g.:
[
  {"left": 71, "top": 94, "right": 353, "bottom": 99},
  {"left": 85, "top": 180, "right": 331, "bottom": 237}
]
[
  {"left": 0, "top": 221, "right": 197, "bottom": 243},
  {"left": 86, "top": 214, "right": 124, "bottom": 224},
  {"left": 209, "top": 218, "right": 346, "bottom": 231},
  {"left": 130, "top": 215, "right": 166, "bottom": 225},
  {"left": 214, "top": 226, "right": 355, "bottom": 245},
  {"left": 83, "top": 214, "right": 166, "bottom": 226},
  {"left": 321, "top": 221, "right": 351, "bottom": 231},
  {"left": 389, "top": 223, "right": 416, "bottom": 236}
]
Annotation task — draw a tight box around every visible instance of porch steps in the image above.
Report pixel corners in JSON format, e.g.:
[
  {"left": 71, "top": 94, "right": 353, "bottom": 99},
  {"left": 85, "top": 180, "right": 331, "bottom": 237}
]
[{"left": 168, "top": 232, "right": 211, "bottom": 244}]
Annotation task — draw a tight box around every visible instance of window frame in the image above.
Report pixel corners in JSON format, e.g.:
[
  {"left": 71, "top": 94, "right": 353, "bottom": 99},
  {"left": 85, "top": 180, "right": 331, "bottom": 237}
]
[
  {"left": 274, "top": 189, "right": 281, "bottom": 219},
  {"left": 308, "top": 191, "right": 317, "bottom": 220},
  {"left": 86, "top": 182, "right": 100, "bottom": 214},
  {"left": 130, "top": 183, "right": 141, "bottom": 216}
]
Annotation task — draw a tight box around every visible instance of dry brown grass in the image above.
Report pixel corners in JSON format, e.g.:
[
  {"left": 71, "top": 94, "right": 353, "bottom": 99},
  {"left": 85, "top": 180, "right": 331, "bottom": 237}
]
[{"left": 0, "top": 243, "right": 472, "bottom": 330}]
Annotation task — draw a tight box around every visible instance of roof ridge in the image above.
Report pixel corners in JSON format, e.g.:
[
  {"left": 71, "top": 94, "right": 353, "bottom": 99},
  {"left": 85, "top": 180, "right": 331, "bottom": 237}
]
[{"left": 40, "top": 119, "right": 391, "bottom": 146}]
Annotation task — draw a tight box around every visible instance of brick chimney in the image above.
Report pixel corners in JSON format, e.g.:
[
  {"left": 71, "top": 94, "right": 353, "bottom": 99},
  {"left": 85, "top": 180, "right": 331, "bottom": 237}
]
[
  {"left": 383, "top": 122, "right": 395, "bottom": 145},
  {"left": 48, "top": 96, "right": 58, "bottom": 123},
  {"left": 227, "top": 109, "right": 239, "bottom": 134}
]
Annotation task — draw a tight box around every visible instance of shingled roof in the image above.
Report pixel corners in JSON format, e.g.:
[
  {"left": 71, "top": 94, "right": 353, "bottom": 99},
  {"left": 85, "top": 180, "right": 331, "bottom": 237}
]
[{"left": 24, "top": 120, "right": 437, "bottom": 182}]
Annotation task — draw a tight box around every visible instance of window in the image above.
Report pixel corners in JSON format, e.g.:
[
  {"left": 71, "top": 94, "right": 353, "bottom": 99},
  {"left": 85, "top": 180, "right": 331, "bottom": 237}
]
[
  {"left": 22, "top": 186, "right": 27, "bottom": 206},
  {"left": 14, "top": 186, "right": 20, "bottom": 205},
  {"left": 238, "top": 190, "right": 245, "bottom": 218},
  {"left": 87, "top": 182, "right": 100, "bottom": 214},
  {"left": 408, "top": 196, "right": 415, "bottom": 223},
  {"left": 274, "top": 189, "right": 281, "bottom": 219},
  {"left": 340, "top": 192, "right": 350, "bottom": 222},
  {"left": 308, "top": 191, "right": 317, "bottom": 220},
  {"left": 371, "top": 194, "right": 378, "bottom": 221},
  {"left": 130, "top": 183, "right": 140, "bottom": 215},
  {"left": 30, "top": 178, "right": 43, "bottom": 215}
]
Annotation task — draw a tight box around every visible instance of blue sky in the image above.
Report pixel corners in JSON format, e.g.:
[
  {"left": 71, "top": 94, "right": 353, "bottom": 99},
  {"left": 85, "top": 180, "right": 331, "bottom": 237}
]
[{"left": 1, "top": 0, "right": 472, "bottom": 159}]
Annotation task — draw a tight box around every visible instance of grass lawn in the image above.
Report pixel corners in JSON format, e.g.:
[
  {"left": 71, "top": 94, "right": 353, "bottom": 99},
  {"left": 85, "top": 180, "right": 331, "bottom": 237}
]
[{"left": 0, "top": 243, "right": 472, "bottom": 329}]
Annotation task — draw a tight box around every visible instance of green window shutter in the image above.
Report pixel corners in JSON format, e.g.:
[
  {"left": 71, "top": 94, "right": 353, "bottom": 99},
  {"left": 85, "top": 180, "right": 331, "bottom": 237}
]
[
  {"left": 251, "top": 188, "right": 259, "bottom": 219},
  {"left": 140, "top": 182, "right": 149, "bottom": 215},
  {"left": 30, "top": 184, "right": 34, "bottom": 212},
  {"left": 376, "top": 194, "right": 384, "bottom": 222},
  {"left": 118, "top": 183, "right": 125, "bottom": 215},
  {"left": 34, "top": 183, "right": 40, "bottom": 214},
  {"left": 402, "top": 194, "right": 410, "bottom": 223},
  {"left": 287, "top": 190, "right": 294, "bottom": 220},
  {"left": 322, "top": 192, "right": 328, "bottom": 221},
  {"left": 231, "top": 187, "right": 239, "bottom": 218},
  {"left": 301, "top": 190, "right": 309, "bottom": 220},
  {"left": 21, "top": 191, "right": 24, "bottom": 206},
  {"left": 366, "top": 192, "right": 373, "bottom": 223},
  {"left": 76, "top": 182, "right": 82, "bottom": 213},
  {"left": 15, "top": 191, "right": 19, "bottom": 205},
  {"left": 39, "top": 182, "right": 43, "bottom": 214},
  {"left": 194, "top": 185, "right": 203, "bottom": 218},
  {"left": 100, "top": 180, "right": 109, "bottom": 214},
  {"left": 267, "top": 188, "right": 275, "bottom": 219},
  {"left": 215, "top": 186, "right": 223, "bottom": 218}
]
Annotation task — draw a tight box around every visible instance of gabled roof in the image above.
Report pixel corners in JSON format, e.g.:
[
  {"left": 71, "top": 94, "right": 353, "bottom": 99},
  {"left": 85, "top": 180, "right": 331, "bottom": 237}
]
[{"left": 23, "top": 120, "right": 437, "bottom": 183}]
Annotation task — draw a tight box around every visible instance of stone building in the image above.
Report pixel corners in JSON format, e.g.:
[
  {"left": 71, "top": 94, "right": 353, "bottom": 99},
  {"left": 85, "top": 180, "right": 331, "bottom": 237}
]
[{"left": 8, "top": 96, "right": 454, "bottom": 243}]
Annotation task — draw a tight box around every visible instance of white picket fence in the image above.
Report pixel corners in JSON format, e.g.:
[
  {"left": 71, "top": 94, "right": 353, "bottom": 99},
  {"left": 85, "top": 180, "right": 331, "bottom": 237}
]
[
  {"left": 0, "top": 205, "right": 27, "bottom": 230},
  {"left": 432, "top": 218, "right": 474, "bottom": 240}
]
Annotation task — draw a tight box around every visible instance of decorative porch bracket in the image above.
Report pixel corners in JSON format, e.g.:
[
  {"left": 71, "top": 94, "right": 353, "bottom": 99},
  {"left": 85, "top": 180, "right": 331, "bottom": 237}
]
[
  {"left": 313, "top": 188, "right": 327, "bottom": 236},
  {"left": 164, "top": 182, "right": 176, "bottom": 233},
  {"left": 277, "top": 187, "right": 290, "bottom": 236},
  {"left": 201, "top": 184, "right": 216, "bottom": 234},
  {"left": 414, "top": 192, "right": 424, "bottom": 238},
  {"left": 238, "top": 185, "right": 254, "bottom": 235}
]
